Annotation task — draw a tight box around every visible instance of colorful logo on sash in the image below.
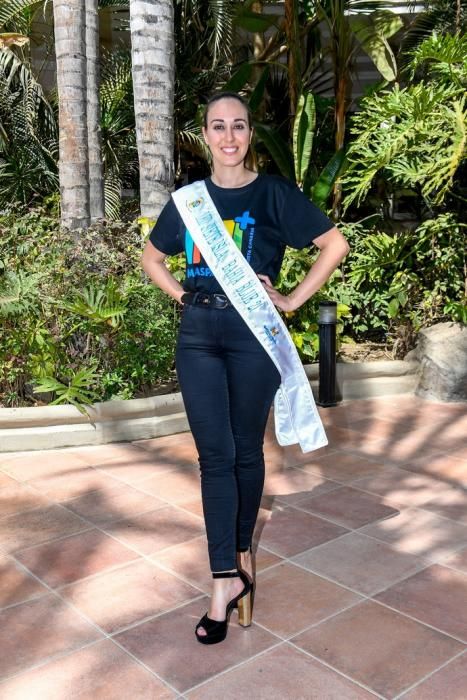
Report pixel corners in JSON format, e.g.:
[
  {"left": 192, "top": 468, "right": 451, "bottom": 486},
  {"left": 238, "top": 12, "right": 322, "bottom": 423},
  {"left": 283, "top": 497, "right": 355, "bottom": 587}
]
[
  {"left": 264, "top": 325, "right": 281, "bottom": 345},
  {"left": 187, "top": 196, "right": 204, "bottom": 212}
]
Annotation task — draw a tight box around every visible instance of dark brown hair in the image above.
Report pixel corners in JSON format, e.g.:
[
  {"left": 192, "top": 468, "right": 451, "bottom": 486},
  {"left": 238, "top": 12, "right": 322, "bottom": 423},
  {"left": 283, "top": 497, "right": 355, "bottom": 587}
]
[{"left": 203, "top": 92, "right": 257, "bottom": 172}]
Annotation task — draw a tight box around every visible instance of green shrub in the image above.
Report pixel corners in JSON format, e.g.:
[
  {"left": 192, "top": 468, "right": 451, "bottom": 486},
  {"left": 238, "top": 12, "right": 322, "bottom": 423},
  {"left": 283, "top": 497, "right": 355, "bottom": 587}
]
[
  {"left": 0, "top": 208, "right": 178, "bottom": 407},
  {"left": 341, "top": 34, "right": 467, "bottom": 214},
  {"left": 336, "top": 216, "right": 466, "bottom": 354},
  {"left": 276, "top": 247, "right": 351, "bottom": 362},
  {"left": 275, "top": 214, "right": 466, "bottom": 360}
]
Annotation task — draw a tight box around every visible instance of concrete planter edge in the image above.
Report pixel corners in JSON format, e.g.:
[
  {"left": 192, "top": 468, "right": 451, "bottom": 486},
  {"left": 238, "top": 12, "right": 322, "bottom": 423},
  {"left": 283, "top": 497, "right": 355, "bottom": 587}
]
[{"left": 0, "top": 360, "right": 420, "bottom": 452}]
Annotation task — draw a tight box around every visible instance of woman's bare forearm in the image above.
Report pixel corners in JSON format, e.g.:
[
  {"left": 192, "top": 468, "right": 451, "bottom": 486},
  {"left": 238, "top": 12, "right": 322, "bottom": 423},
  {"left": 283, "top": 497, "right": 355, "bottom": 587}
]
[
  {"left": 288, "top": 235, "right": 349, "bottom": 309},
  {"left": 259, "top": 226, "right": 350, "bottom": 312},
  {"left": 141, "top": 243, "right": 185, "bottom": 304}
]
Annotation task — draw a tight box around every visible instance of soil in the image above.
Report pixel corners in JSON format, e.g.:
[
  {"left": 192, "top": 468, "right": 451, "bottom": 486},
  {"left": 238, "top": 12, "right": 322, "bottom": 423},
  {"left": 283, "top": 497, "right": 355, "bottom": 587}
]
[
  {"left": 148, "top": 378, "right": 179, "bottom": 395},
  {"left": 337, "top": 342, "right": 392, "bottom": 362}
]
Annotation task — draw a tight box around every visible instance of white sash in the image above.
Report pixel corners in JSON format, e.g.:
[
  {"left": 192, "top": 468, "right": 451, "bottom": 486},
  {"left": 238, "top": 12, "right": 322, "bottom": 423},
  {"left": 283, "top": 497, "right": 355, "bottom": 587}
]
[{"left": 172, "top": 181, "right": 327, "bottom": 453}]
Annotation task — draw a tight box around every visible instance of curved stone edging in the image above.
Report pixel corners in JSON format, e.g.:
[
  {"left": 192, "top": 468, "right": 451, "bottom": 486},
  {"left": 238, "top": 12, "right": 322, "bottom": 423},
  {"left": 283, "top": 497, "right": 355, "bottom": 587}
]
[
  {"left": 0, "top": 392, "right": 184, "bottom": 429},
  {"left": 0, "top": 360, "right": 420, "bottom": 453}
]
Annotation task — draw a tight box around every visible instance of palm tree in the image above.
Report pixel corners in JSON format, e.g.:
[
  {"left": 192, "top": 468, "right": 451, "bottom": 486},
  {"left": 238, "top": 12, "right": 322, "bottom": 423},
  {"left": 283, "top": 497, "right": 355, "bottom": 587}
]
[
  {"left": 86, "top": 0, "right": 105, "bottom": 221},
  {"left": 53, "top": 0, "right": 90, "bottom": 229},
  {"left": 129, "top": 0, "right": 175, "bottom": 219},
  {"left": 53, "top": 0, "right": 105, "bottom": 228}
]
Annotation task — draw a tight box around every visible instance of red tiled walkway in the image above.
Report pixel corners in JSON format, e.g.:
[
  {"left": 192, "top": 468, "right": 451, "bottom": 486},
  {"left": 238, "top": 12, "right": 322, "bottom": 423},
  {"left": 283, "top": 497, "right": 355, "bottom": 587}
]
[{"left": 0, "top": 396, "right": 466, "bottom": 698}]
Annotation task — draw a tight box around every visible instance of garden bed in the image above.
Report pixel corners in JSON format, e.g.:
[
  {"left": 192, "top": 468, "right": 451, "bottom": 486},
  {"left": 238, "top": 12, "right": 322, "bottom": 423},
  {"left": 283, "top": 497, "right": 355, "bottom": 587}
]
[{"left": 338, "top": 342, "right": 392, "bottom": 363}]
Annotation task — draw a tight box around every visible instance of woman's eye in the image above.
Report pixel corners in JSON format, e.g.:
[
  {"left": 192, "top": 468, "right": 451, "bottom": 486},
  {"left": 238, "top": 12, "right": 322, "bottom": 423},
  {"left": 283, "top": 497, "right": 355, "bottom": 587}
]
[
  {"left": 234, "top": 124, "right": 245, "bottom": 130},
  {"left": 213, "top": 124, "right": 224, "bottom": 130}
]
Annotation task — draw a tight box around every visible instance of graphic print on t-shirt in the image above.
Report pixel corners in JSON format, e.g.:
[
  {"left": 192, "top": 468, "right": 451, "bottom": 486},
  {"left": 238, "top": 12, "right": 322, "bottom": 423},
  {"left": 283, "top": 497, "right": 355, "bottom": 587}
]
[{"left": 185, "top": 210, "right": 256, "bottom": 278}]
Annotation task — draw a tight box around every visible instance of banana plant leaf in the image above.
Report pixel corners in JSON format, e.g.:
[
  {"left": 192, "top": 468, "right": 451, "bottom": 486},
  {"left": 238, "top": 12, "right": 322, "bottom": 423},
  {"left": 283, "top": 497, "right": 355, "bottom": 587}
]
[
  {"left": 254, "top": 123, "right": 294, "bottom": 181},
  {"left": 293, "top": 92, "right": 316, "bottom": 186},
  {"left": 349, "top": 10, "right": 403, "bottom": 82},
  {"left": 310, "top": 148, "right": 347, "bottom": 209},
  {"left": 249, "top": 65, "right": 269, "bottom": 113},
  {"left": 234, "top": 8, "right": 281, "bottom": 33},
  {"left": 223, "top": 63, "right": 253, "bottom": 93}
]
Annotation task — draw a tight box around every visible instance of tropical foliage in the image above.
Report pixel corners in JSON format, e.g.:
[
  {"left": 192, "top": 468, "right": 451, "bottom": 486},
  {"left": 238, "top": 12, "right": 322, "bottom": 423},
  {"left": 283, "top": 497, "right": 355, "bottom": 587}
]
[
  {"left": 0, "top": 208, "right": 177, "bottom": 407},
  {"left": 0, "top": 1, "right": 57, "bottom": 204},
  {"left": 254, "top": 90, "right": 346, "bottom": 209},
  {"left": 341, "top": 215, "right": 466, "bottom": 332},
  {"left": 0, "top": 50, "right": 57, "bottom": 204},
  {"left": 99, "top": 49, "right": 138, "bottom": 218},
  {"left": 342, "top": 34, "right": 467, "bottom": 210}
]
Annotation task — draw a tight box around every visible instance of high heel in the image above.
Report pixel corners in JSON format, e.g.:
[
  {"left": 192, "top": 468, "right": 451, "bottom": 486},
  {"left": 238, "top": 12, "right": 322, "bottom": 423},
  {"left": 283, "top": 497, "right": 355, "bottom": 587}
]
[
  {"left": 195, "top": 569, "right": 252, "bottom": 645},
  {"left": 237, "top": 544, "right": 256, "bottom": 601}
]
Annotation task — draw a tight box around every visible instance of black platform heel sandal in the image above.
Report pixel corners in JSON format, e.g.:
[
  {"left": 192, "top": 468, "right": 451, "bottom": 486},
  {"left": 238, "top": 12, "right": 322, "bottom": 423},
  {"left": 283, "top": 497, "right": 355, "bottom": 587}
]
[{"left": 195, "top": 569, "right": 252, "bottom": 645}]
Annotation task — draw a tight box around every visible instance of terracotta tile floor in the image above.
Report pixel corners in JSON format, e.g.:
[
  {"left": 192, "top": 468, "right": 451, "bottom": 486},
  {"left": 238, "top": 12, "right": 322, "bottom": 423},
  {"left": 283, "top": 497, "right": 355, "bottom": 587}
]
[{"left": 0, "top": 396, "right": 466, "bottom": 699}]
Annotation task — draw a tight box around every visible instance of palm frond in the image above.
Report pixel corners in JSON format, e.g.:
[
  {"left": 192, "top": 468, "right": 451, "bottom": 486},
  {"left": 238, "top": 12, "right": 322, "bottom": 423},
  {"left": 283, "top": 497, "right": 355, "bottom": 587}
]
[
  {"left": 0, "top": 0, "right": 43, "bottom": 30},
  {"left": 0, "top": 46, "right": 58, "bottom": 205},
  {"left": 0, "top": 48, "right": 56, "bottom": 138},
  {"left": 178, "top": 127, "right": 210, "bottom": 160},
  {"left": 0, "top": 32, "right": 29, "bottom": 48},
  {"left": 99, "top": 49, "right": 138, "bottom": 208},
  {"left": 209, "top": 0, "right": 236, "bottom": 65},
  {"left": 98, "top": 0, "right": 129, "bottom": 7},
  {"left": 104, "top": 171, "right": 122, "bottom": 220}
]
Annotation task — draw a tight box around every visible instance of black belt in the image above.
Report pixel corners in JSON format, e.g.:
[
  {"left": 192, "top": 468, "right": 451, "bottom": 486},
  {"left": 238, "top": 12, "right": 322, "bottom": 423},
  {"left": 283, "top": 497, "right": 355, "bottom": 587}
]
[{"left": 181, "top": 292, "right": 232, "bottom": 309}]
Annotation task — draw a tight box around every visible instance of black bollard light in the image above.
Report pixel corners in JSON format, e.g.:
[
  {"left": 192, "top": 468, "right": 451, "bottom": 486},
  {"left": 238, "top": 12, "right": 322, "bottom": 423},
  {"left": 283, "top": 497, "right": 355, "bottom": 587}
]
[{"left": 317, "top": 301, "right": 338, "bottom": 407}]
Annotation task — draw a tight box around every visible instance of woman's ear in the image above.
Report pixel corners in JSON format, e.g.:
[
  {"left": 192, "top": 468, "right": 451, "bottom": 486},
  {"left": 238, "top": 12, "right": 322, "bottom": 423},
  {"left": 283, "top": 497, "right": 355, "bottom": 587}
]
[
  {"left": 249, "top": 127, "right": 254, "bottom": 144},
  {"left": 202, "top": 127, "right": 208, "bottom": 144}
]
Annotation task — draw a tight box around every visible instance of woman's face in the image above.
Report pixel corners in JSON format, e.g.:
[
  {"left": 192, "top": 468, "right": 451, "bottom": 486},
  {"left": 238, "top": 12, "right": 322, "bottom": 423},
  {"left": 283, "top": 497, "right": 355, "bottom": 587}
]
[{"left": 202, "top": 98, "right": 251, "bottom": 170}]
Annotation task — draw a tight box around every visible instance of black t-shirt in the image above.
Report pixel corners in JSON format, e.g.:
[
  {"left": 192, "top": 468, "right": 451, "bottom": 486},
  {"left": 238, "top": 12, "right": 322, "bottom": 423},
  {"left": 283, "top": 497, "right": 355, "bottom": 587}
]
[{"left": 149, "top": 174, "right": 334, "bottom": 294}]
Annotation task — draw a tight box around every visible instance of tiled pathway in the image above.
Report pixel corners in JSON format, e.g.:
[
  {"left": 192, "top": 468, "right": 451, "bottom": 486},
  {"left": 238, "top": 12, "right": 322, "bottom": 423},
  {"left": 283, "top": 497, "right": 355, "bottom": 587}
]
[{"left": 0, "top": 395, "right": 466, "bottom": 699}]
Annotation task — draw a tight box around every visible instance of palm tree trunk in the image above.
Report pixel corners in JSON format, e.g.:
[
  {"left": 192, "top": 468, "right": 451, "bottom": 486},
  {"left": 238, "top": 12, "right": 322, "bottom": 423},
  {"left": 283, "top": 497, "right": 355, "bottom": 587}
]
[
  {"left": 329, "top": 4, "right": 352, "bottom": 220},
  {"left": 85, "top": 0, "right": 105, "bottom": 221},
  {"left": 285, "top": 0, "right": 301, "bottom": 123},
  {"left": 333, "top": 71, "right": 348, "bottom": 218},
  {"left": 130, "top": 0, "right": 175, "bottom": 219},
  {"left": 251, "top": 2, "right": 265, "bottom": 84},
  {"left": 53, "top": 0, "right": 90, "bottom": 229},
  {"left": 252, "top": 1, "right": 265, "bottom": 60}
]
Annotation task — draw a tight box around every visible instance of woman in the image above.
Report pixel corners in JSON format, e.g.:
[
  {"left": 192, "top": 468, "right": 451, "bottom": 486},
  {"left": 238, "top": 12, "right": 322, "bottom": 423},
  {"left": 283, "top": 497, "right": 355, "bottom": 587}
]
[{"left": 141, "top": 92, "right": 349, "bottom": 645}]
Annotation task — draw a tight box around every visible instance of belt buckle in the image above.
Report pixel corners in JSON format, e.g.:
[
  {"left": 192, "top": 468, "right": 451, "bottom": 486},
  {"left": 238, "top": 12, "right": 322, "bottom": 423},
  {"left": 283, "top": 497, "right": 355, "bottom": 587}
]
[{"left": 213, "top": 294, "right": 228, "bottom": 309}]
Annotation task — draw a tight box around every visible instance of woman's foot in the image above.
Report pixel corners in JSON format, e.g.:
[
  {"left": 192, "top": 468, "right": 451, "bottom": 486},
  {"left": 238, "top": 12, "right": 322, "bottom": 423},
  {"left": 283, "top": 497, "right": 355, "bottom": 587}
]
[{"left": 196, "top": 570, "right": 246, "bottom": 638}]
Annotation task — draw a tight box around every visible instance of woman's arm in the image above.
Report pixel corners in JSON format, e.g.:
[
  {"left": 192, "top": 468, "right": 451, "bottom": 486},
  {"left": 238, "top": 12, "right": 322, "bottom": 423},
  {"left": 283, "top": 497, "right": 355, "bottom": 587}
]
[
  {"left": 141, "top": 240, "right": 185, "bottom": 304},
  {"left": 258, "top": 226, "right": 349, "bottom": 312}
]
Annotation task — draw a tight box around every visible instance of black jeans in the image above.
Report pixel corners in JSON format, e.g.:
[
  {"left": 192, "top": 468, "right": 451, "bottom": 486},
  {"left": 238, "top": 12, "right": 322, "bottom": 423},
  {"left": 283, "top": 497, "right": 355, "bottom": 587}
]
[{"left": 176, "top": 303, "right": 281, "bottom": 571}]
